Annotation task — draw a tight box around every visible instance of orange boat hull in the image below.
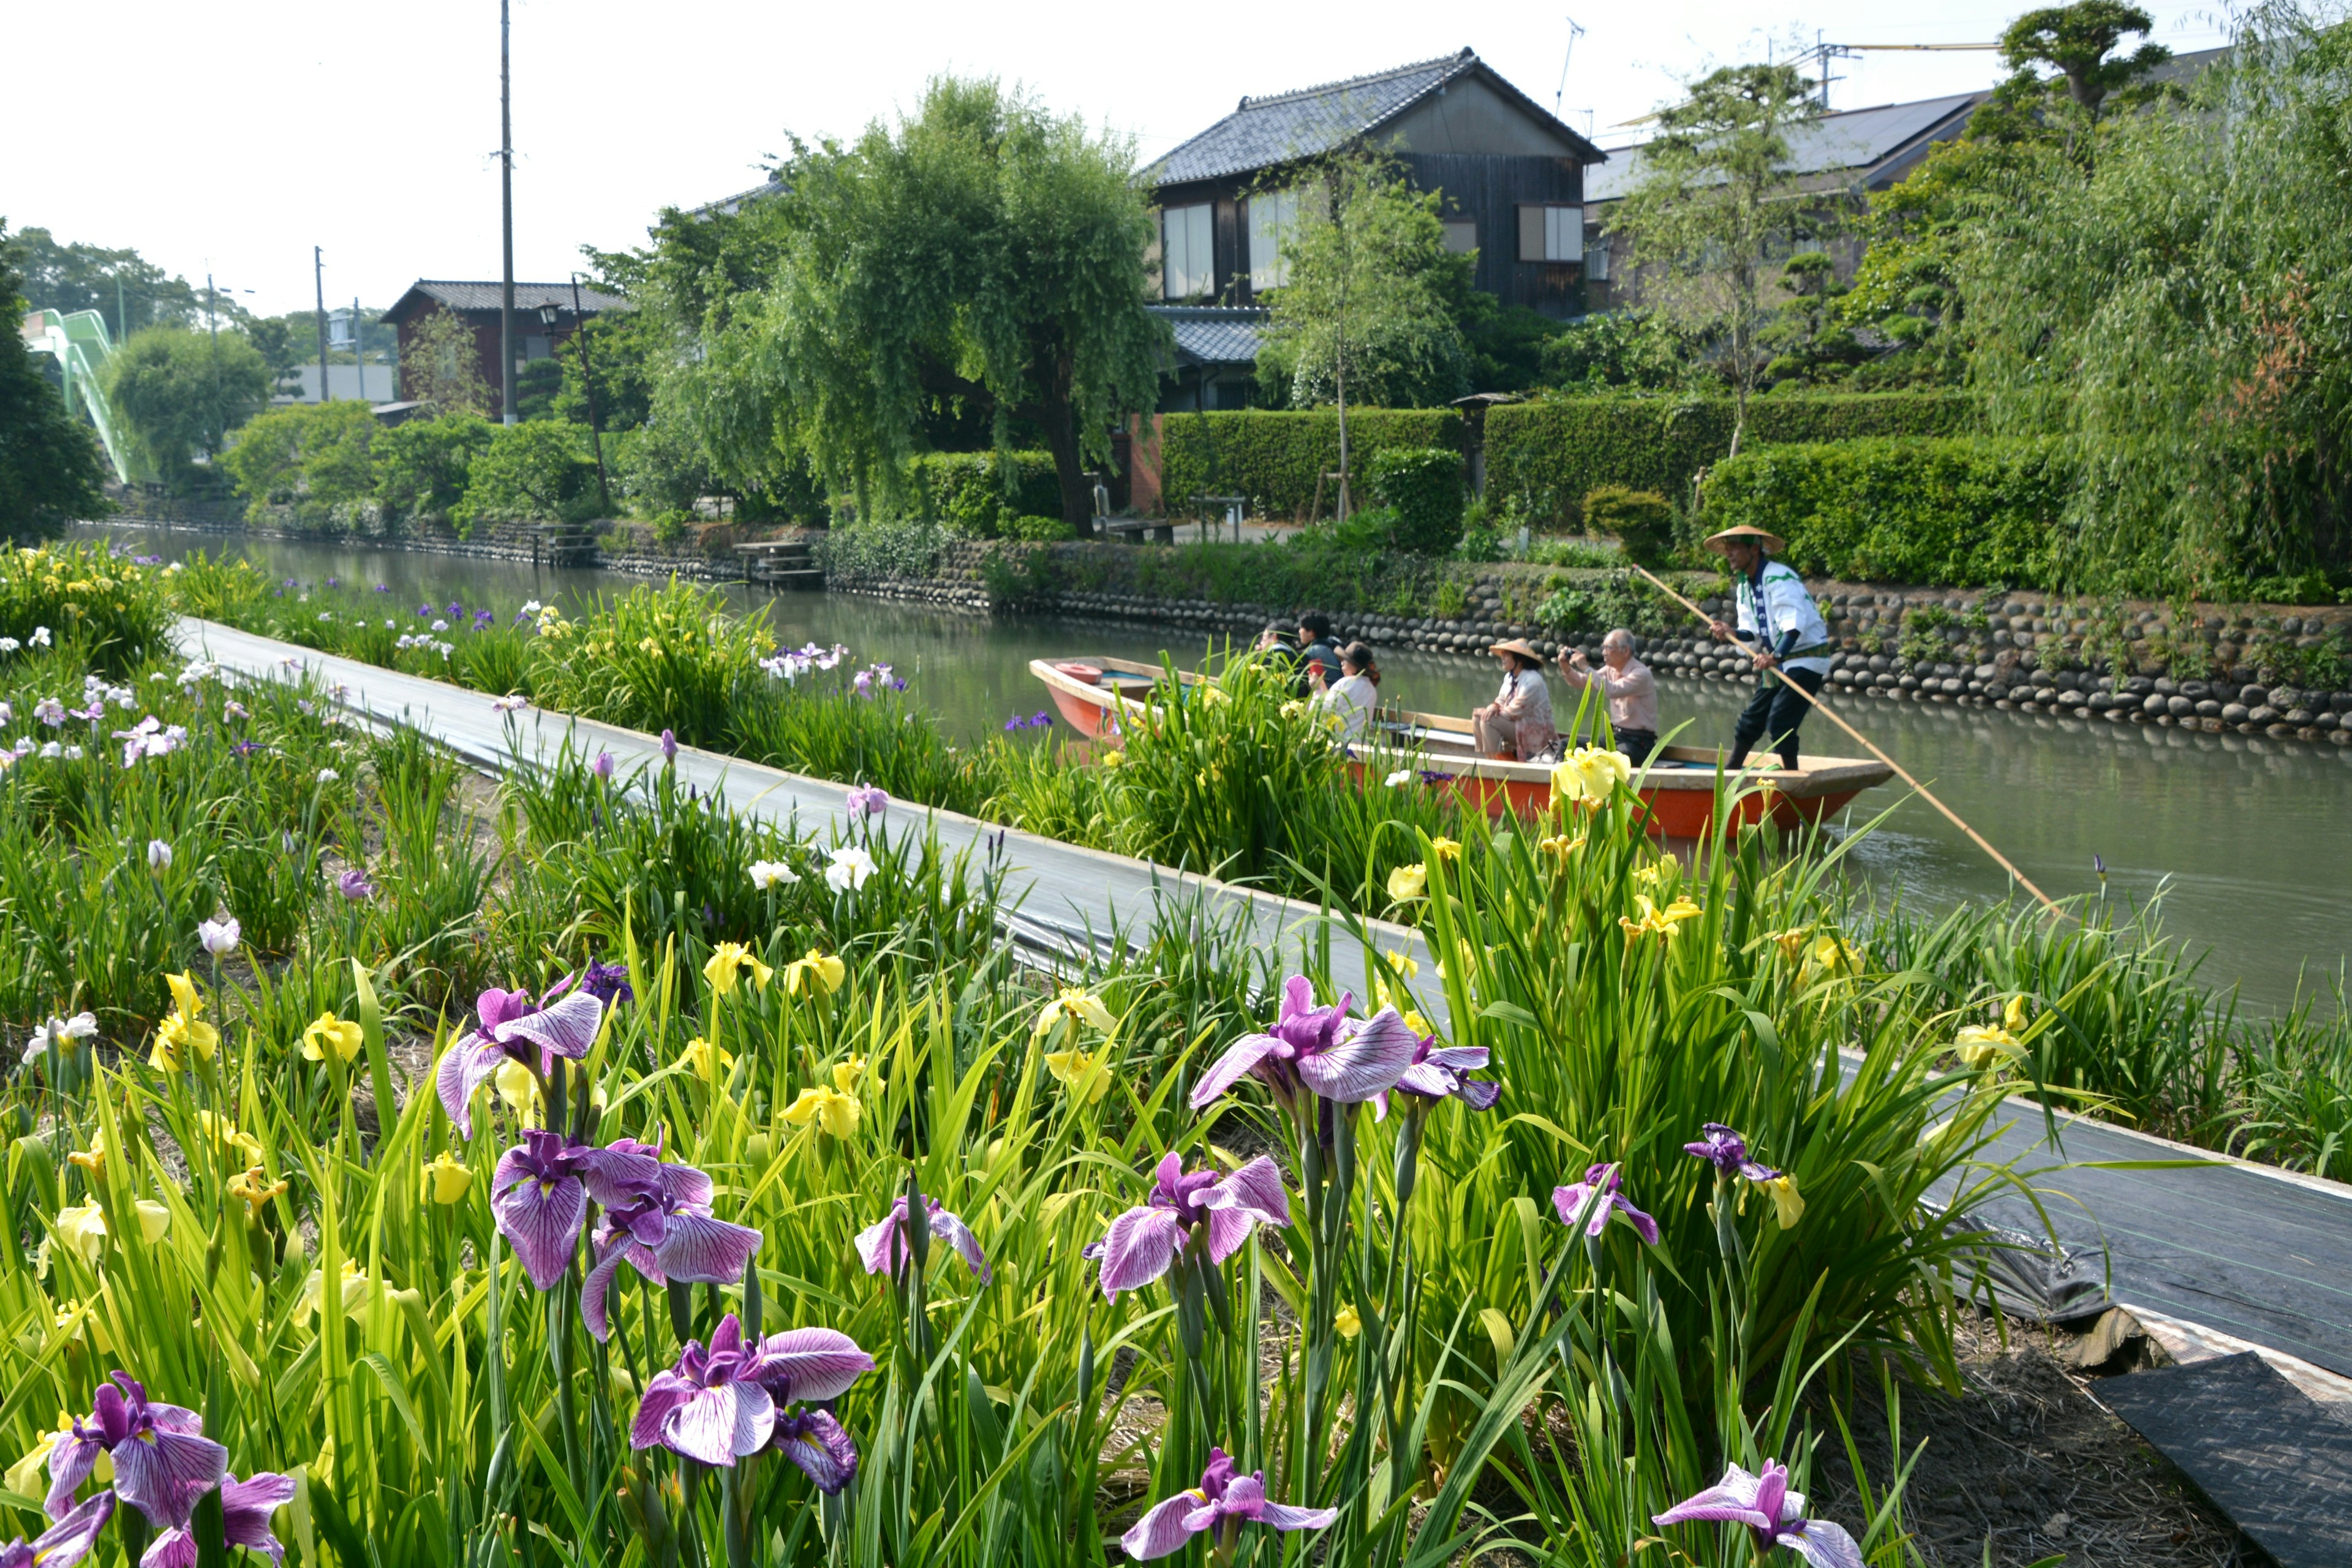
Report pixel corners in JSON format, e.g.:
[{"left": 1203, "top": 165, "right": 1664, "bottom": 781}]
[{"left": 1345, "top": 761, "right": 1864, "bottom": 836}]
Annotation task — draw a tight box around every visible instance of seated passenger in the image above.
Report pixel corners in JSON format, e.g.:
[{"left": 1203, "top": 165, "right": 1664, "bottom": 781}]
[
  {"left": 1558, "top": 628, "right": 1660, "bottom": 764},
  {"left": 1472, "top": 639, "right": 1558, "bottom": 761},
  {"left": 1313, "top": 641, "right": 1380, "bottom": 739},
  {"left": 1294, "top": 611, "right": 1343, "bottom": 695}
]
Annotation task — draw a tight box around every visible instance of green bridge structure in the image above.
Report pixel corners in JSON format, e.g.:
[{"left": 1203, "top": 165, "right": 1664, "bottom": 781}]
[{"left": 20, "top": 307, "right": 130, "bottom": 483}]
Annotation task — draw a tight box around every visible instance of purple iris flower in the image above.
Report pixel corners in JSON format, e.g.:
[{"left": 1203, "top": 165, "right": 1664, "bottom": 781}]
[
  {"left": 1004, "top": 714, "right": 1026, "bottom": 733},
  {"left": 1685, "top": 1123, "right": 1779, "bottom": 1182},
  {"left": 1119, "top": 1448, "right": 1336, "bottom": 1560},
  {"left": 45, "top": 1374, "right": 225, "bottom": 1534},
  {"left": 768, "top": 1409, "right": 861, "bottom": 1494},
  {"left": 1653, "top": 1460, "right": 1863, "bottom": 1568},
  {"left": 473, "top": 609, "right": 496, "bottom": 630},
  {"left": 336, "top": 869, "right": 376, "bottom": 902},
  {"left": 1189, "top": 975, "right": 1419, "bottom": 1110},
  {"left": 1418, "top": 769, "right": 1455, "bottom": 785},
  {"left": 217, "top": 1471, "right": 298, "bottom": 1566},
  {"left": 1374, "top": 1036, "right": 1501, "bottom": 1118},
  {"left": 1, "top": 1491, "right": 112, "bottom": 1568},
  {"left": 447, "top": 601, "right": 465, "bottom": 619},
  {"left": 581, "top": 960, "right": 634, "bottom": 1008},
  {"left": 490, "top": 1129, "right": 600, "bottom": 1289},
  {"left": 631, "top": 1315, "right": 872, "bottom": 1479},
  {"left": 854, "top": 1196, "right": 989, "bottom": 1283},
  {"left": 325, "top": 576, "right": 341, "bottom": 589},
  {"left": 374, "top": 583, "right": 390, "bottom": 594},
  {"left": 1551, "top": 1163, "right": 1659, "bottom": 1243},
  {"left": 580, "top": 1145, "right": 763, "bottom": 1340},
  {"left": 434, "top": 981, "right": 606, "bottom": 1137},
  {"left": 844, "top": 784, "right": 887, "bottom": 819},
  {"left": 1087, "top": 1152, "right": 1289, "bottom": 1300},
  {"left": 417, "top": 603, "right": 433, "bottom": 618},
  {"left": 592, "top": 751, "right": 615, "bottom": 780},
  {"left": 852, "top": 669, "right": 874, "bottom": 698},
  {"left": 660, "top": 729, "right": 677, "bottom": 763}
]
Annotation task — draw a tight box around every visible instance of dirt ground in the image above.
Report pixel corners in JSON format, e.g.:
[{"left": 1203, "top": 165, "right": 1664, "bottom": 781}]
[{"left": 1808, "top": 1311, "right": 2269, "bottom": 1567}]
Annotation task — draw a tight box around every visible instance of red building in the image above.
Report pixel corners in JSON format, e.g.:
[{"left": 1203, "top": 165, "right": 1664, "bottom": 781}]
[{"left": 379, "top": 279, "right": 630, "bottom": 401}]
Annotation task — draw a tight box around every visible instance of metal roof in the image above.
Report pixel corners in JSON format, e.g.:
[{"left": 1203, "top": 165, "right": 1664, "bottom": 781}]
[
  {"left": 1586, "top": 89, "right": 1985, "bottom": 202},
  {"left": 1152, "top": 48, "right": 1602, "bottom": 187},
  {"left": 1150, "top": 306, "right": 1265, "bottom": 368},
  {"left": 380, "top": 280, "right": 633, "bottom": 323}
]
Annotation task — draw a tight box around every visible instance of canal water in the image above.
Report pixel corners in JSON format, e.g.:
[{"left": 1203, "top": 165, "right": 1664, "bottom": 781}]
[{"left": 94, "top": 525, "right": 2352, "bottom": 1009}]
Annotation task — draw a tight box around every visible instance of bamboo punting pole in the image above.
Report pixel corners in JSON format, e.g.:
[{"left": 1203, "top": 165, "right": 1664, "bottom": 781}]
[{"left": 1629, "top": 563, "right": 2069, "bottom": 919}]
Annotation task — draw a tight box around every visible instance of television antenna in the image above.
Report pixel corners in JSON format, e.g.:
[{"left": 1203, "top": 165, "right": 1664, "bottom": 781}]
[{"left": 1554, "top": 15, "right": 1587, "bottom": 119}]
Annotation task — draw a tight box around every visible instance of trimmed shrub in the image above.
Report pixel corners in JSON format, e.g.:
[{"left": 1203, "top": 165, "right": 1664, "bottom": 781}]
[
  {"left": 1366, "top": 447, "right": 1465, "bottom": 555},
  {"left": 1700, "top": 435, "right": 2068, "bottom": 587},
  {"left": 1579, "top": 485, "right": 1673, "bottom": 566},
  {"left": 1158, "top": 409, "right": 1464, "bottom": 521},
  {"left": 908, "top": 450, "right": 1061, "bottom": 537},
  {"left": 1484, "top": 392, "right": 1978, "bottom": 527}
]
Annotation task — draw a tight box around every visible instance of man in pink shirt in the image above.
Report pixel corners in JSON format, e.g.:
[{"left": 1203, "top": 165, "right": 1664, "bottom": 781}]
[{"left": 1558, "top": 628, "right": 1660, "bottom": 764}]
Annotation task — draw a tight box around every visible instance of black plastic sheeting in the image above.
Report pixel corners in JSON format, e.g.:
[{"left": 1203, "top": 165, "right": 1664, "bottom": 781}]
[
  {"left": 1949, "top": 1098, "right": 2352, "bottom": 1376},
  {"left": 2097, "top": 1352, "right": 2352, "bottom": 1568}
]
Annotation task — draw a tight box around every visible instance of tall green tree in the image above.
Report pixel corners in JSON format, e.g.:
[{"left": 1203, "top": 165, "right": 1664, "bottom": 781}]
[
  {"left": 1605, "top": 62, "right": 1826, "bottom": 456},
  {"left": 101, "top": 325, "right": 272, "bottom": 488},
  {"left": 1972, "top": 1, "right": 2173, "bottom": 162},
  {"left": 9, "top": 226, "right": 207, "bottom": 337},
  {"left": 691, "top": 77, "right": 1166, "bottom": 530},
  {"left": 1964, "top": 2, "right": 2352, "bottom": 590},
  {"left": 0, "top": 224, "right": 111, "bottom": 539},
  {"left": 1255, "top": 152, "right": 1470, "bottom": 511}
]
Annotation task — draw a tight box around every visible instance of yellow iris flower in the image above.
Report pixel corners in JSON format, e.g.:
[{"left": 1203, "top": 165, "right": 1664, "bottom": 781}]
[
  {"left": 677, "top": 1037, "right": 735, "bottom": 1076},
  {"left": 494, "top": 1058, "right": 540, "bottom": 1115},
  {"left": 1100, "top": 748, "right": 1126, "bottom": 767},
  {"left": 1333, "top": 1304, "right": 1362, "bottom": 1339},
  {"left": 301, "top": 1011, "right": 365, "bottom": 1063},
  {"left": 48, "top": 1199, "right": 169, "bottom": 1268},
  {"left": 1953, "top": 1023, "right": 2025, "bottom": 1069},
  {"left": 1760, "top": 1173, "right": 1805, "bottom": 1229},
  {"left": 1619, "top": 894, "right": 1703, "bottom": 940},
  {"left": 1044, "top": 1046, "right": 1114, "bottom": 1105},
  {"left": 422, "top": 1152, "right": 473, "bottom": 1205},
  {"left": 783, "top": 1085, "right": 861, "bottom": 1139},
  {"left": 1550, "top": 745, "right": 1632, "bottom": 804},
  {"left": 1034, "top": 986, "right": 1115, "bottom": 1038},
  {"left": 1427, "top": 837, "right": 1462, "bottom": 861},
  {"left": 197, "top": 1111, "right": 264, "bottom": 1165},
  {"left": 227, "top": 1165, "right": 288, "bottom": 1217},
  {"left": 2003, "top": 993, "right": 2030, "bottom": 1033},
  {"left": 781, "top": 949, "right": 845, "bottom": 996},
  {"left": 1387, "top": 863, "right": 1428, "bottom": 901},
  {"left": 1539, "top": 832, "right": 1586, "bottom": 858},
  {"left": 703, "top": 943, "right": 774, "bottom": 995},
  {"left": 148, "top": 972, "right": 220, "bottom": 1071},
  {"left": 831, "top": 1054, "right": 866, "bottom": 1094}
]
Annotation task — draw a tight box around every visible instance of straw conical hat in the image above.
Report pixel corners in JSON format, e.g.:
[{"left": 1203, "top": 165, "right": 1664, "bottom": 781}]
[
  {"left": 1703, "top": 524, "right": 1785, "bottom": 555},
  {"left": 1488, "top": 638, "right": 1543, "bottom": 661}
]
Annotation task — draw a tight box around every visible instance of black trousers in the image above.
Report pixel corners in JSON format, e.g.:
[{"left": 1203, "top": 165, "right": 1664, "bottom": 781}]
[
  {"left": 1730, "top": 666, "right": 1825, "bottom": 771},
  {"left": 1617, "top": 729, "right": 1657, "bottom": 766}
]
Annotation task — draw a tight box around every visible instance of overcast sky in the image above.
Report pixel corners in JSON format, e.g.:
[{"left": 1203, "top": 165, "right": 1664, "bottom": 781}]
[{"left": 9, "top": 0, "right": 2234, "bottom": 318}]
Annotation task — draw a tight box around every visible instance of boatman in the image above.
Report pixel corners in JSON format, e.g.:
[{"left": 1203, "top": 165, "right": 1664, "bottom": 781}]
[{"left": 1703, "top": 524, "right": 1832, "bottom": 772}]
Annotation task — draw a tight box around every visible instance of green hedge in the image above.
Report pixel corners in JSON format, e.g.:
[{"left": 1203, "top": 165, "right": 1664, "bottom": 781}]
[
  {"left": 906, "top": 450, "right": 1062, "bottom": 537},
  {"left": 1700, "top": 435, "right": 2068, "bottom": 587},
  {"left": 1159, "top": 409, "right": 1464, "bottom": 521},
  {"left": 1483, "top": 392, "right": 1978, "bottom": 527}
]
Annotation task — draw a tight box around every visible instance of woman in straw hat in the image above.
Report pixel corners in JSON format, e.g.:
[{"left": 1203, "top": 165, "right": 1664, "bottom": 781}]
[
  {"left": 1704, "top": 524, "right": 1833, "bottom": 771},
  {"left": 1472, "top": 639, "right": 1558, "bottom": 761}
]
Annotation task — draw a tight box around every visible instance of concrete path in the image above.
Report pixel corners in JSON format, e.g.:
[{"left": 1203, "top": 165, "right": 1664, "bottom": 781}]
[{"left": 173, "top": 618, "right": 2352, "bottom": 1393}]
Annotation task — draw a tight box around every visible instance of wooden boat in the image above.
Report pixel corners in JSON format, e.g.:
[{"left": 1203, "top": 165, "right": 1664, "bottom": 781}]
[{"left": 1032, "top": 655, "right": 1893, "bottom": 837}]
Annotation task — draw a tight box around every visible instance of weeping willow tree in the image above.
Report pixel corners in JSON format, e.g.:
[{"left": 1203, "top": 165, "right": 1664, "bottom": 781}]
[{"left": 1962, "top": 2, "right": 2352, "bottom": 595}]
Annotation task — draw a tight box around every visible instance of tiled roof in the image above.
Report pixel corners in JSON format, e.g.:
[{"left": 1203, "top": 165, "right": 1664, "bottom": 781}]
[
  {"left": 691, "top": 179, "right": 788, "bottom": 219},
  {"left": 1150, "top": 305, "right": 1265, "bottom": 368},
  {"left": 381, "top": 280, "right": 633, "bottom": 323},
  {"left": 1586, "top": 90, "right": 1985, "bottom": 201},
  {"left": 1151, "top": 48, "right": 1599, "bottom": 186}
]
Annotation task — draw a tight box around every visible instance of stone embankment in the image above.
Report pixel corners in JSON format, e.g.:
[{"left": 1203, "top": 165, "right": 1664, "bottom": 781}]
[{"left": 835, "top": 552, "right": 2352, "bottom": 747}]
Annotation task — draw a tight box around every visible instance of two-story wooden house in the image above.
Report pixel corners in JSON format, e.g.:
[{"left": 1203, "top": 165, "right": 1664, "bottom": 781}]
[{"left": 1144, "top": 48, "right": 1607, "bottom": 407}]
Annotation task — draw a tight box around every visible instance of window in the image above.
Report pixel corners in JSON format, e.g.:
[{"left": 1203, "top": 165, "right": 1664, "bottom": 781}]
[
  {"left": 1248, "top": 189, "right": 1298, "bottom": 290},
  {"left": 1163, "top": 203, "right": 1214, "bottom": 300},
  {"left": 1516, "top": 203, "right": 1583, "bottom": 263},
  {"left": 1585, "top": 230, "right": 1610, "bottom": 282},
  {"left": 1442, "top": 219, "right": 1478, "bottom": 254}
]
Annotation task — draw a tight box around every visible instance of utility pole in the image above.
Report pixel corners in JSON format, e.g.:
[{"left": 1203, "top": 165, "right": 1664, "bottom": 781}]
[
  {"left": 570, "top": 273, "right": 611, "bottom": 512},
  {"left": 353, "top": 296, "right": 366, "bottom": 402},
  {"left": 115, "top": 276, "right": 126, "bottom": 350},
  {"left": 206, "top": 272, "right": 222, "bottom": 456},
  {"left": 314, "top": 247, "right": 332, "bottom": 402},
  {"left": 499, "top": 0, "right": 518, "bottom": 425}
]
